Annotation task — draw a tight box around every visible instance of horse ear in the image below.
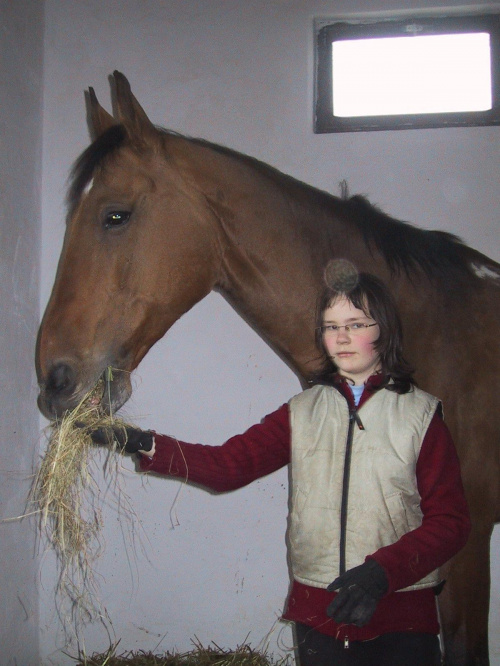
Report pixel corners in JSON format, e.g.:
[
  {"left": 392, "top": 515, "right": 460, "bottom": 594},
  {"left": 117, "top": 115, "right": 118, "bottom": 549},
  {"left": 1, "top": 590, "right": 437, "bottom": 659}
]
[
  {"left": 112, "top": 71, "right": 157, "bottom": 142},
  {"left": 88, "top": 87, "right": 118, "bottom": 139}
]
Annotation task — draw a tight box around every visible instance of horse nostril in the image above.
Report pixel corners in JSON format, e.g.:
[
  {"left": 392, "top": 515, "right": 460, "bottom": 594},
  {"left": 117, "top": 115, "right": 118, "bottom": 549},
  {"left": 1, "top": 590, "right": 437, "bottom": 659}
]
[{"left": 46, "top": 362, "right": 76, "bottom": 395}]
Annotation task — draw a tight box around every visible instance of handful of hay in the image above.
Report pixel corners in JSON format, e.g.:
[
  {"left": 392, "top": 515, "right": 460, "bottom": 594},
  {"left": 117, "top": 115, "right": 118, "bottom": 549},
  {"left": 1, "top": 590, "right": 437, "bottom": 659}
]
[{"left": 31, "top": 371, "right": 134, "bottom": 622}]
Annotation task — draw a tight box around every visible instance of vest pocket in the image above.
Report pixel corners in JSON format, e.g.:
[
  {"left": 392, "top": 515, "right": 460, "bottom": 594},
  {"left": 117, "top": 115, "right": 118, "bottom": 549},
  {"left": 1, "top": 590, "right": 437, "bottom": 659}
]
[{"left": 385, "top": 491, "right": 411, "bottom": 540}]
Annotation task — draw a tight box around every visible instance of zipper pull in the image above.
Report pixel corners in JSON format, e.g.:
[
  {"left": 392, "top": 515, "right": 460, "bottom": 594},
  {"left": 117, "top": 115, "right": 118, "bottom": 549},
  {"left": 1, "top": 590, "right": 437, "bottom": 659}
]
[
  {"left": 350, "top": 410, "right": 365, "bottom": 430},
  {"left": 344, "top": 636, "right": 350, "bottom": 649}
]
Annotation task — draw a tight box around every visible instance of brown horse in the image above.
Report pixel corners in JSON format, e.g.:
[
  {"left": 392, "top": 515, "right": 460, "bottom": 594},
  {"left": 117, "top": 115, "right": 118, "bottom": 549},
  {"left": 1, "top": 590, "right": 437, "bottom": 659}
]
[{"left": 36, "top": 72, "right": 500, "bottom": 665}]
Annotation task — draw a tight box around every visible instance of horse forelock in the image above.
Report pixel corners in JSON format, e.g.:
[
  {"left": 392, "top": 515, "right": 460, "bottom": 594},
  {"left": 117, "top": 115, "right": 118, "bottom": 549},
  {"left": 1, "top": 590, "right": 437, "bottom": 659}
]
[{"left": 67, "top": 124, "right": 128, "bottom": 213}]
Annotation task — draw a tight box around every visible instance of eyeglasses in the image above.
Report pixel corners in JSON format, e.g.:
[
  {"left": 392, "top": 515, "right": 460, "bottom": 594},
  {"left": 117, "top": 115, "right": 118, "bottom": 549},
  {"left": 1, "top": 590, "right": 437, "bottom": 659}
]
[{"left": 318, "top": 322, "right": 378, "bottom": 336}]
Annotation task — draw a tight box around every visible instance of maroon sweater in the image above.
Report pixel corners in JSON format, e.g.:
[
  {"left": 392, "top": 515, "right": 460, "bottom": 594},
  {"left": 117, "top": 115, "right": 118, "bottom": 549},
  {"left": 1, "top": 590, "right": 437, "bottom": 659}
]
[{"left": 139, "top": 380, "right": 470, "bottom": 641}]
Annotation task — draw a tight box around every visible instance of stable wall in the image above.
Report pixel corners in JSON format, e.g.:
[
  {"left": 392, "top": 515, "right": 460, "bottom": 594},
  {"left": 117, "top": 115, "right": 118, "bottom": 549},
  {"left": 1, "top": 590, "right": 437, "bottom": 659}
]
[
  {"left": 0, "top": 1, "right": 44, "bottom": 664},
  {"left": 39, "top": 1, "right": 500, "bottom": 664}
]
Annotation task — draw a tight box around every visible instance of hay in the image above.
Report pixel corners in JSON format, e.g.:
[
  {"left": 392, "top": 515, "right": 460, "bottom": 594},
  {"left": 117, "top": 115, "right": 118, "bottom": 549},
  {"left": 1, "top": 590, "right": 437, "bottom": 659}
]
[
  {"left": 31, "top": 369, "right": 134, "bottom": 623},
  {"left": 75, "top": 642, "right": 290, "bottom": 666}
]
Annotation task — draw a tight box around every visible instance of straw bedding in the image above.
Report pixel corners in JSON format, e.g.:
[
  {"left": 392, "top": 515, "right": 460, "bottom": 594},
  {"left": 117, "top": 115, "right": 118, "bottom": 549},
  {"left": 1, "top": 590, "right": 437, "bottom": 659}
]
[{"left": 75, "top": 643, "right": 290, "bottom": 666}]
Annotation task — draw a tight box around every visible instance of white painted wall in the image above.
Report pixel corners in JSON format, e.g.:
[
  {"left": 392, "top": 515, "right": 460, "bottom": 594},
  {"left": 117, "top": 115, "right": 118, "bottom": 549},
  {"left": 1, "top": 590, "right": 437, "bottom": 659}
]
[
  {"left": 39, "top": 1, "right": 499, "bottom": 664},
  {"left": 0, "top": 1, "right": 44, "bottom": 664}
]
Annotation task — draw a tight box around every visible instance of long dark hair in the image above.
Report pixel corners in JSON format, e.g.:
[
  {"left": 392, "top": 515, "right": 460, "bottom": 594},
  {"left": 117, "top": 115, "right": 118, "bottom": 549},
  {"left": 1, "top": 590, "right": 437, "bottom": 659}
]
[{"left": 314, "top": 272, "right": 415, "bottom": 394}]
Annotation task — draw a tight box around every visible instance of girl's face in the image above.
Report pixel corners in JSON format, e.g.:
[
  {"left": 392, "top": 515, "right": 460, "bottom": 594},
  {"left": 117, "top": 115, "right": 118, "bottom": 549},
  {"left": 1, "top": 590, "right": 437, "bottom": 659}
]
[{"left": 322, "top": 296, "right": 381, "bottom": 385}]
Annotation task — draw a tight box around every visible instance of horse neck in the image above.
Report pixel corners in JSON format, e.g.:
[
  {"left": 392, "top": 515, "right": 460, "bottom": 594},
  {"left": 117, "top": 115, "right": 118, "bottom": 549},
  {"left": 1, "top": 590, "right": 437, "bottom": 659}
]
[{"left": 180, "top": 139, "right": 358, "bottom": 377}]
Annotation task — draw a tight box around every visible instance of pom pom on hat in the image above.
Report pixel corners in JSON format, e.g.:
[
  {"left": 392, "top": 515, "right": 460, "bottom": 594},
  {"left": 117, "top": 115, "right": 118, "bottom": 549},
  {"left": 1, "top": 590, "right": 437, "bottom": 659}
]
[{"left": 324, "top": 258, "right": 359, "bottom": 292}]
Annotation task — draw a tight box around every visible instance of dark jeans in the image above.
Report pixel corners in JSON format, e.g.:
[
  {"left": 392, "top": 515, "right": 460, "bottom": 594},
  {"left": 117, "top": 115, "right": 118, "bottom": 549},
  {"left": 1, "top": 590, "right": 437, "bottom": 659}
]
[{"left": 295, "top": 623, "right": 442, "bottom": 666}]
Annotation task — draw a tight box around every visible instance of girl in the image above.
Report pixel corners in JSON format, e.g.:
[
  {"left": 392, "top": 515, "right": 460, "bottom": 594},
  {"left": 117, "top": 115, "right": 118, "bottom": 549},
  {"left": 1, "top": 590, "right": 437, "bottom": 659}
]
[{"left": 92, "top": 272, "right": 470, "bottom": 666}]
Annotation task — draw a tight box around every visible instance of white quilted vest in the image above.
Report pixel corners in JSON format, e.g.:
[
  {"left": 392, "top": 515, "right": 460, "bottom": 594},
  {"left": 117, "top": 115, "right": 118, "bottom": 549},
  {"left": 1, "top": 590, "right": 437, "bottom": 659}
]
[{"left": 288, "top": 384, "right": 441, "bottom": 591}]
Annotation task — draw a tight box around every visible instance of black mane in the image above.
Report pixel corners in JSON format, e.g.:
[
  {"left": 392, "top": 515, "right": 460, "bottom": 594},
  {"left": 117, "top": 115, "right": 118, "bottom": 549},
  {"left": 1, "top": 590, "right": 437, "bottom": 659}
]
[
  {"left": 67, "top": 124, "right": 127, "bottom": 213},
  {"left": 345, "top": 195, "right": 472, "bottom": 281}
]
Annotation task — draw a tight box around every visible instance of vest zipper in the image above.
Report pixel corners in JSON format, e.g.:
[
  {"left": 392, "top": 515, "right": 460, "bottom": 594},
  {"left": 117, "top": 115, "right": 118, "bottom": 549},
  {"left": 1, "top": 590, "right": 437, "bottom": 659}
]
[{"left": 339, "top": 408, "right": 364, "bottom": 575}]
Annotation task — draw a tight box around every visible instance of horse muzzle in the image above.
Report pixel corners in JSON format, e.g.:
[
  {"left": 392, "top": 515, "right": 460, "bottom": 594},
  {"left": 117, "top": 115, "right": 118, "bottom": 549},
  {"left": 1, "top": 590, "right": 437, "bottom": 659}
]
[{"left": 37, "top": 361, "right": 132, "bottom": 420}]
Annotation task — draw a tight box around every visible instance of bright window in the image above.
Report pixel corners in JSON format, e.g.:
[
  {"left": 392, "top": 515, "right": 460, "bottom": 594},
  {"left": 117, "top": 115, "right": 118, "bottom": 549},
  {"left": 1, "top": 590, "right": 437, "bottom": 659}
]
[{"left": 315, "top": 14, "right": 500, "bottom": 132}]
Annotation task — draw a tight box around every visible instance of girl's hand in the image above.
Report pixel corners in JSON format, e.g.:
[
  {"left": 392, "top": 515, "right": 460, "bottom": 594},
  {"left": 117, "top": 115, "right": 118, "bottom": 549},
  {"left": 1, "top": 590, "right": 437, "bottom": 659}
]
[
  {"left": 326, "top": 560, "right": 388, "bottom": 626},
  {"left": 88, "top": 425, "right": 156, "bottom": 457}
]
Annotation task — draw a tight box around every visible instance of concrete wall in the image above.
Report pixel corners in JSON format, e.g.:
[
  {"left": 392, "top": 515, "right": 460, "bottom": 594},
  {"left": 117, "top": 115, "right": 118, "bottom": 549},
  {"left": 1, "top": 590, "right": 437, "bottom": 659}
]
[
  {"left": 38, "top": 0, "right": 500, "bottom": 664},
  {"left": 0, "top": 1, "right": 44, "bottom": 664}
]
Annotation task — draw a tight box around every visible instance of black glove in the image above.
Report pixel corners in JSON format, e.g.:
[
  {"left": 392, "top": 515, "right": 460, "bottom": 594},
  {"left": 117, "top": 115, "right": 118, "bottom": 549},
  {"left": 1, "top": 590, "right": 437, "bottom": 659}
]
[
  {"left": 88, "top": 425, "right": 154, "bottom": 455},
  {"left": 326, "top": 560, "right": 388, "bottom": 627}
]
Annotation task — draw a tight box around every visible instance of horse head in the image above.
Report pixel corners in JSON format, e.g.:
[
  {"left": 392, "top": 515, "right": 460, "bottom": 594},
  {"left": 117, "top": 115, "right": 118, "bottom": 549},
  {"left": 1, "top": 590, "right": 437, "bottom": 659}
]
[{"left": 37, "top": 72, "right": 221, "bottom": 419}]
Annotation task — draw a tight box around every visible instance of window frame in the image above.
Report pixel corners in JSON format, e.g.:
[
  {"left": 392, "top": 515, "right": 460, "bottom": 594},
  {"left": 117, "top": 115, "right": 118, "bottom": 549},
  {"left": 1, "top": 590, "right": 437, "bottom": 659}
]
[{"left": 314, "top": 13, "right": 500, "bottom": 133}]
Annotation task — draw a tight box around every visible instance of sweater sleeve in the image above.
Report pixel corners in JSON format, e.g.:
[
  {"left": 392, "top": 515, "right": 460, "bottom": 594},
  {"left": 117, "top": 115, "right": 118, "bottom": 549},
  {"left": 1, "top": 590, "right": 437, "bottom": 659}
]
[
  {"left": 368, "top": 411, "right": 471, "bottom": 594},
  {"left": 138, "top": 404, "right": 291, "bottom": 492}
]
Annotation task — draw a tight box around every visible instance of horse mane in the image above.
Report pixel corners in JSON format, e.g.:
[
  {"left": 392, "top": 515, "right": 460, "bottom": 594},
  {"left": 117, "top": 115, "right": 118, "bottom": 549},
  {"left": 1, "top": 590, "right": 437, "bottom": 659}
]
[
  {"left": 344, "top": 195, "right": 472, "bottom": 281},
  {"left": 67, "top": 124, "right": 474, "bottom": 283}
]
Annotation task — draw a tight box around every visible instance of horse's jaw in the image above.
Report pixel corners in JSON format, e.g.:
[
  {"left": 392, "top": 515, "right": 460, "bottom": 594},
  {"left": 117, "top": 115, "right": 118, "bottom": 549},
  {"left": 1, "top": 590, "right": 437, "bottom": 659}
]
[{"left": 37, "top": 366, "right": 132, "bottom": 421}]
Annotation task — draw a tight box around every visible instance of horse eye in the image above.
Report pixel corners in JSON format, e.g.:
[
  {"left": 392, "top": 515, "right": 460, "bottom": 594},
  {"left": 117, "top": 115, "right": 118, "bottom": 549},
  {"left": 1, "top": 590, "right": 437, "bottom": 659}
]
[{"left": 104, "top": 211, "right": 131, "bottom": 228}]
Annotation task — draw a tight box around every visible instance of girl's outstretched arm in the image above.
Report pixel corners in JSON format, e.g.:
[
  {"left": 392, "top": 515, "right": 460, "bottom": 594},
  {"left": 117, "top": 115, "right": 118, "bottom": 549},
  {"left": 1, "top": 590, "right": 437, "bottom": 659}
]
[{"left": 138, "top": 404, "right": 291, "bottom": 492}]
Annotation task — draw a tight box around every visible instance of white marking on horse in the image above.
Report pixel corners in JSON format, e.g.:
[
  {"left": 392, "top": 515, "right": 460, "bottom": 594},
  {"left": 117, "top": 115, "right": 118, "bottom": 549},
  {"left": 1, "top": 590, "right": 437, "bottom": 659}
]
[
  {"left": 82, "top": 178, "right": 94, "bottom": 198},
  {"left": 471, "top": 262, "right": 500, "bottom": 280}
]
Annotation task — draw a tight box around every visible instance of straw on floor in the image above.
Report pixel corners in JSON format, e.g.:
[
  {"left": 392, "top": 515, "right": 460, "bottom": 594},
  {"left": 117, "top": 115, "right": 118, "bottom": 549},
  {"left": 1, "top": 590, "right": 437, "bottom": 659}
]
[{"left": 74, "top": 642, "right": 291, "bottom": 666}]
